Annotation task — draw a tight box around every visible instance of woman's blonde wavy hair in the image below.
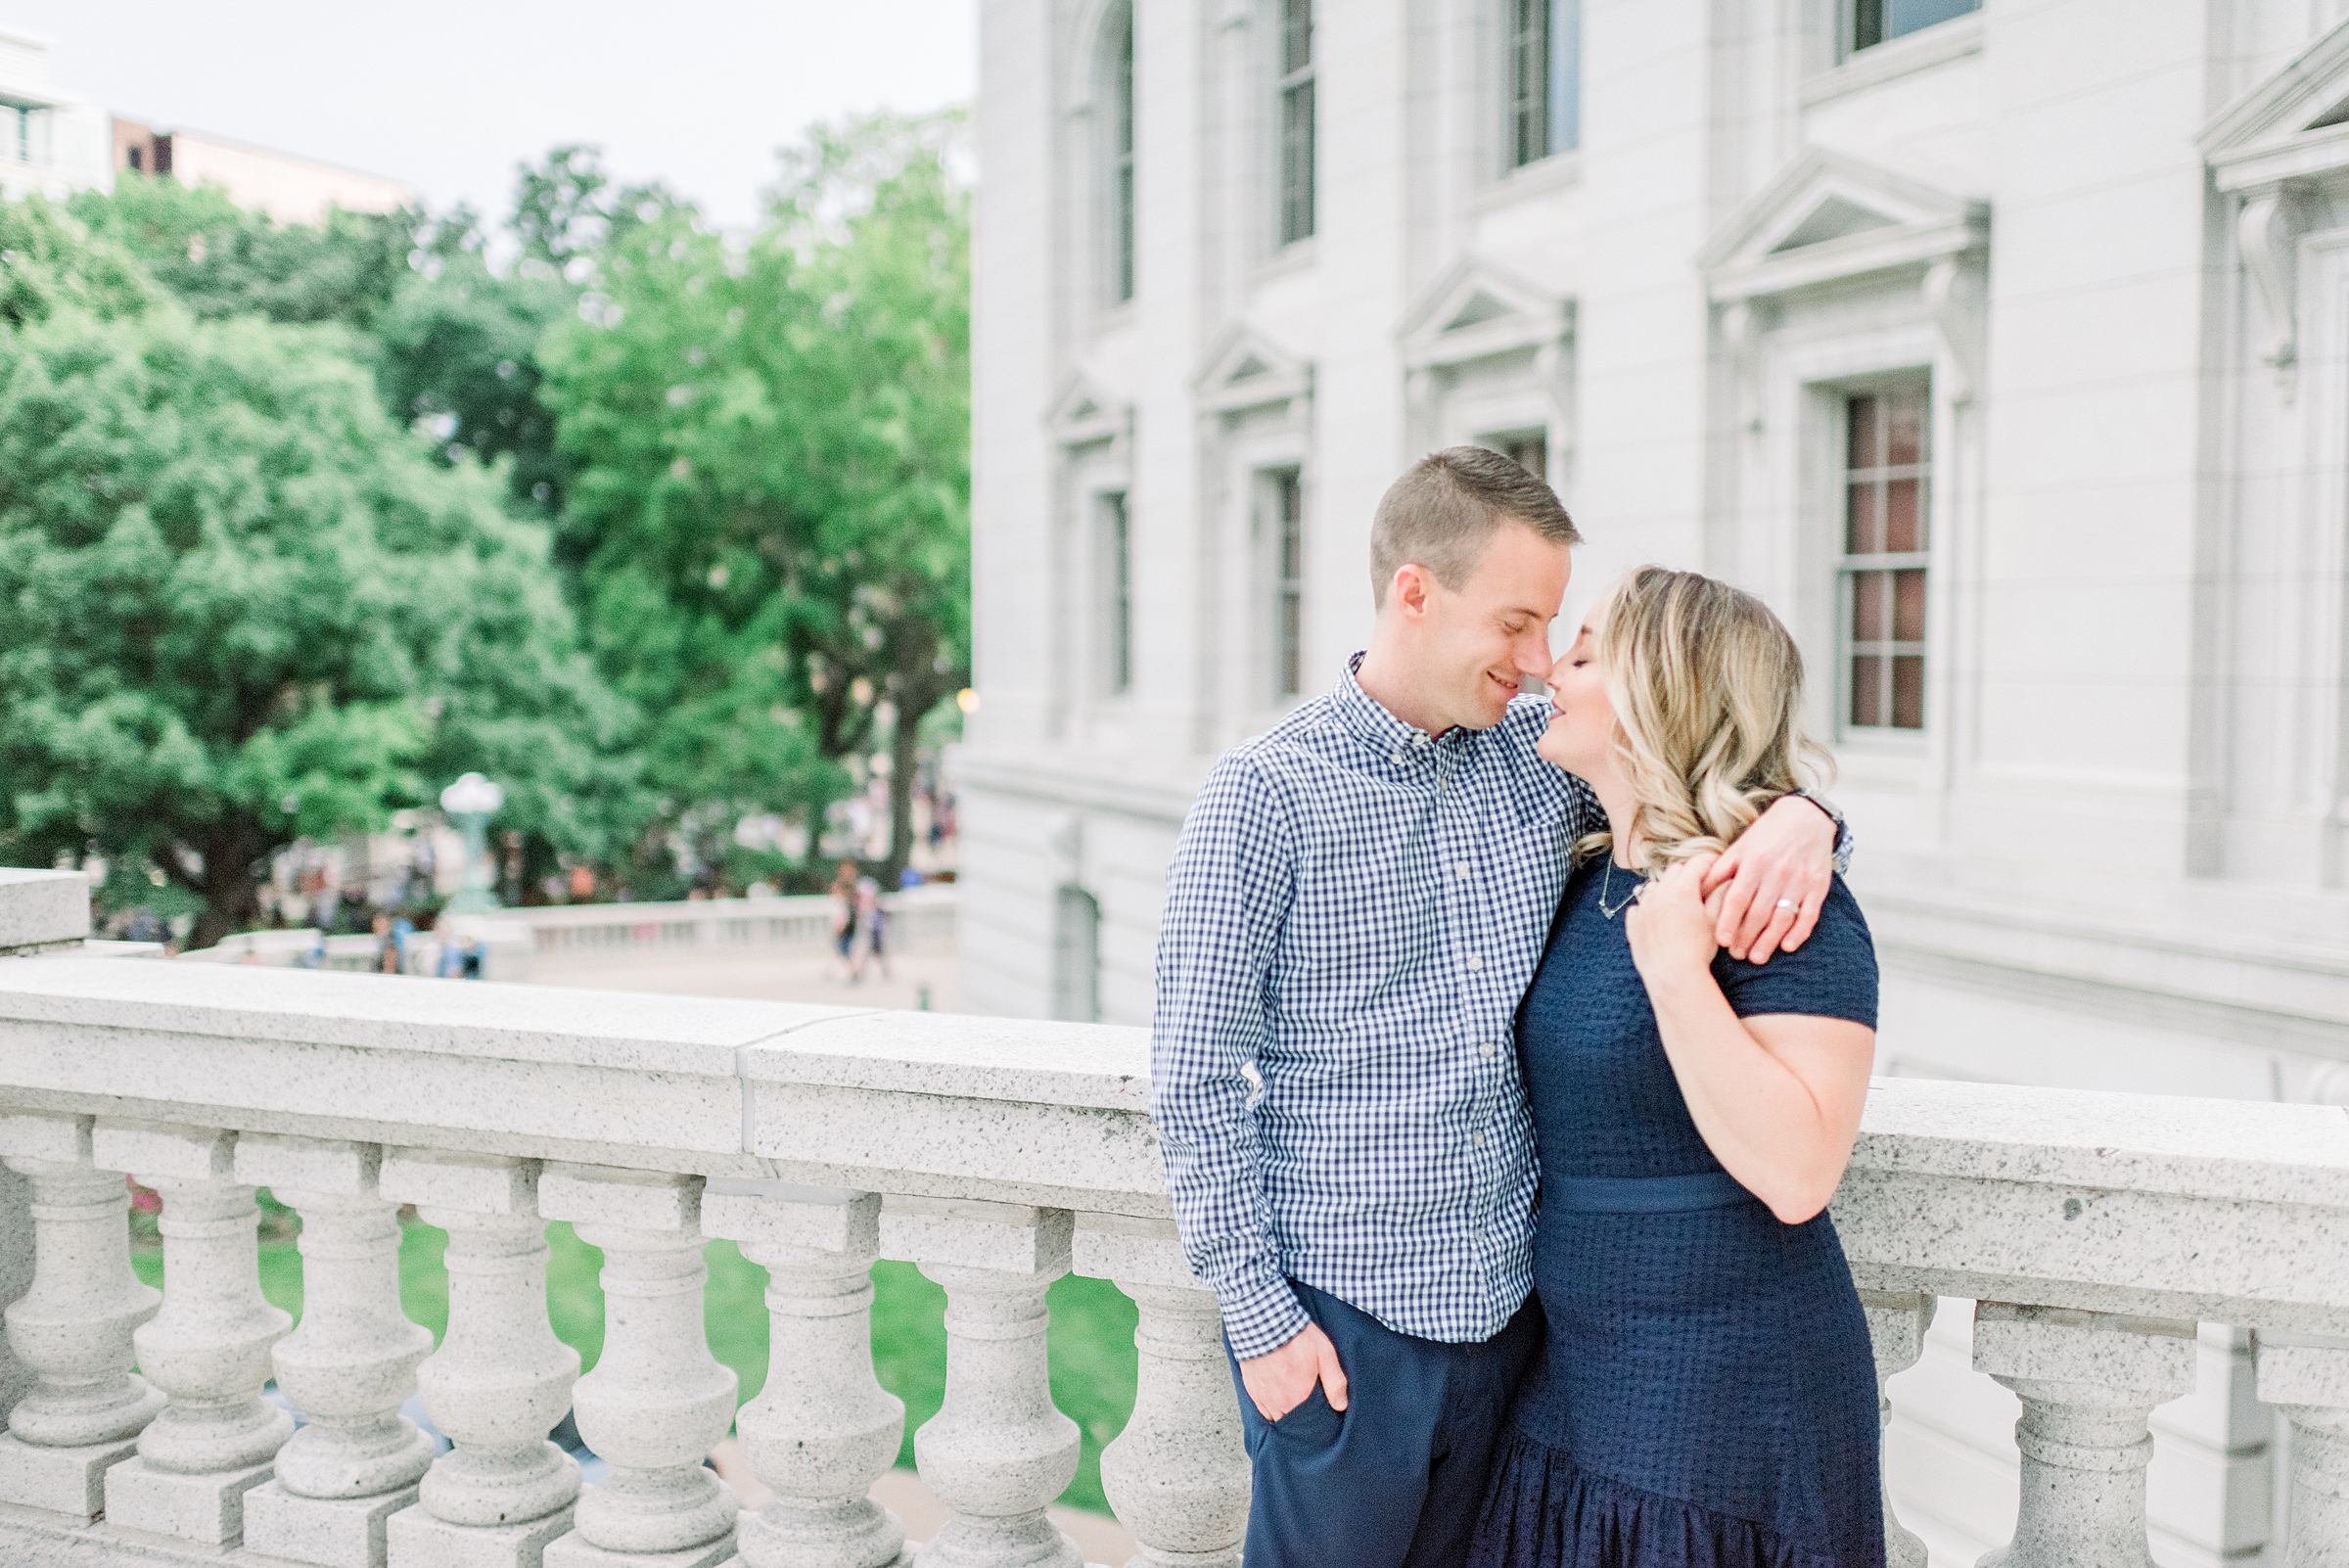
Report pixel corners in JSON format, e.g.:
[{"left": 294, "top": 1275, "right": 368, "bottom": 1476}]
[{"left": 1575, "top": 566, "right": 1831, "bottom": 873}]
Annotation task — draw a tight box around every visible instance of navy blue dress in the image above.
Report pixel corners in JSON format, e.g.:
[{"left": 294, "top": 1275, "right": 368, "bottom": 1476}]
[{"left": 1468, "top": 860, "right": 1883, "bottom": 1568}]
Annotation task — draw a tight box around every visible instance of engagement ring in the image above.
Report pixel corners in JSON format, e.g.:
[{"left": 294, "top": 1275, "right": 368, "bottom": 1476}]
[{"left": 1775, "top": 898, "right": 1799, "bottom": 912}]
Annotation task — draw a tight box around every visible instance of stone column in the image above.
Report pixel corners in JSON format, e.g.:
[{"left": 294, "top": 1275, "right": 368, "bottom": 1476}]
[
  {"left": 538, "top": 1165, "right": 739, "bottom": 1568},
  {"left": 97, "top": 1120, "right": 297, "bottom": 1546},
  {"left": 2253, "top": 1330, "right": 2349, "bottom": 1563},
  {"left": 887, "top": 1199, "right": 1081, "bottom": 1568},
  {"left": 381, "top": 1150, "right": 580, "bottom": 1568},
  {"left": 701, "top": 1181, "right": 906, "bottom": 1568},
  {"left": 1972, "top": 1302, "right": 2199, "bottom": 1568},
  {"left": 1859, "top": 1290, "right": 1936, "bottom": 1568},
  {"left": 238, "top": 1135, "right": 437, "bottom": 1568},
  {"left": 0, "top": 1111, "right": 165, "bottom": 1519},
  {"left": 1076, "top": 1217, "right": 1248, "bottom": 1568}
]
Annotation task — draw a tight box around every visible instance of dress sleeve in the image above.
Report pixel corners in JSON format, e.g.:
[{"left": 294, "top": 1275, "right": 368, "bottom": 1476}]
[{"left": 1711, "top": 876, "right": 1879, "bottom": 1030}]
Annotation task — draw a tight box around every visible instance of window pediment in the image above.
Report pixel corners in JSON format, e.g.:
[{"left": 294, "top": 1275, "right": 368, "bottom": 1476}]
[
  {"left": 1399, "top": 257, "right": 1571, "bottom": 370},
  {"left": 1194, "top": 323, "right": 1312, "bottom": 415},
  {"left": 2202, "top": 19, "right": 2349, "bottom": 192},
  {"left": 1700, "top": 148, "right": 1986, "bottom": 303},
  {"left": 1046, "top": 370, "right": 1130, "bottom": 448}
]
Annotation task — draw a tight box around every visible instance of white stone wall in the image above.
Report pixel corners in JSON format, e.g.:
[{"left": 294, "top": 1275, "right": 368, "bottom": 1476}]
[{"left": 966, "top": 0, "right": 2349, "bottom": 1555}]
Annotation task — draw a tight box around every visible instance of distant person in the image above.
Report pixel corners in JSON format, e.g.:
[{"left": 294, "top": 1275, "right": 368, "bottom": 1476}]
[
  {"left": 828, "top": 860, "right": 861, "bottom": 983},
  {"left": 371, "top": 911, "right": 400, "bottom": 976},
  {"left": 855, "top": 876, "right": 891, "bottom": 982}
]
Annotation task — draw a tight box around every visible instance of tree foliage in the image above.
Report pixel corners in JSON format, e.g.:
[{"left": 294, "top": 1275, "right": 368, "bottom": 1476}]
[
  {"left": 70, "top": 177, "right": 412, "bottom": 331},
  {"left": 0, "top": 302, "right": 632, "bottom": 946},
  {"left": 540, "top": 112, "right": 971, "bottom": 877}
]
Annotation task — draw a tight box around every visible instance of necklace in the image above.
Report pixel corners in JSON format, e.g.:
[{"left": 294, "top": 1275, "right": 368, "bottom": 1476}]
[{"left": 1596, "top": 857, "right": 1646, "bottom": 921}]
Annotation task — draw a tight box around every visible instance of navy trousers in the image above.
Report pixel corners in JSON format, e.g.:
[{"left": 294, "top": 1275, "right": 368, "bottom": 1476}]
[{"left": 1226, "top": 1279, "right": 1543, "bottom": 1568}]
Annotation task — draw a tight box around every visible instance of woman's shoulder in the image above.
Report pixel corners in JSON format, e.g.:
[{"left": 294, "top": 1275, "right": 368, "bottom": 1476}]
[{"left": 1711, "top": 873, "right": 1877, "bottom": 1027}]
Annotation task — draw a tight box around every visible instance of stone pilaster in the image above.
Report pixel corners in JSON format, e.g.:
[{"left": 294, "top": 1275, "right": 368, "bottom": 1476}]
[
  {"left": 100, "top": 1120, "right": 296, "bottom": 1546},
  {"left": 0, "top": 1111, "right": 164, "bottom": 1519},
  {"left": 1973, "top": 1303, "right": 2198, "bottom": 1568},
  {"left": 382, "top": 1151, "right": 580, "bottom": 1568},
  {"left": 889, "top": 1199, "right": 1081, "bottom": 1568},
  {"left": 538, "top": 1165, "right": 738, "bottom": 1568},
  {"left": 239, "top": 1135, "right": 438, "bottom": 1568},
  {"left": 1859, "top": 1289, "right": 1936, "bottom": 1568},
  {"left": 1077, "top": 1218, "right": 1247, "bottom": 1568}
]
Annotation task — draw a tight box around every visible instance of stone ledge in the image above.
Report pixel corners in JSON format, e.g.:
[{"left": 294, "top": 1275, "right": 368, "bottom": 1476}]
[{"left": 0, "top": 870, "right": 90, "bottom": 957}]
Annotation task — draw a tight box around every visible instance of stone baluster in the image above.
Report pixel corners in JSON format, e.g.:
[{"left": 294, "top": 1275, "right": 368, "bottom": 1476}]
[
  {"left": 381, "top": 1150, "right": 580, "bottom": 1568},
  {"left": 1859, "top": 1290, "right": 1936, "bottom": 1568},
  {"left": 95, "top": 1119, "right": 296, "bottom": 1545},
  {"left": 538, "top": 1165, "right": 739, "bottom": 1568},
  {"left": 236, "top": 1134, "right": 437, "bottom": 1568},
  {"left": 0, "top": 1111, "right": 164, "bottom": 1519},
  {"left": 1972, "top": 1302, "right": 2199, "bottom": 1568},
  {"left": 1076, "top": 1217, "right": 1248, "bottom": 1568},
  {"left": 886, "top": 1198, "right": 1081, "bottom": 1568},
  {"left": 700, "top": 1181, "right": 906, "bottom": 1568},
  {"left": 2253, "top": 1330, "right": 2349, "bottom": 1562}
]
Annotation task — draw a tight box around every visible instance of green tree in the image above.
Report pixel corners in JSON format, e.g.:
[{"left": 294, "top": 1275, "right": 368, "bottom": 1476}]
[
  {"left": 0, "top": 195, "right": 160, "bottom": 329},
  {"left": 0, "top": 302, "right": 635, "bottom": 947},
  {"left": 541, "top": 112, "right": 970, "bottom": 882},
  {"left": 69, "top": 176, "right": 412, "bottom": 332}
]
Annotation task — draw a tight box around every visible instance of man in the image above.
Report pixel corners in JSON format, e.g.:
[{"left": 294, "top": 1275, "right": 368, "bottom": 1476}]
[{"left": 1152, "top": 447, "right": 1845, "bottom": 1567}]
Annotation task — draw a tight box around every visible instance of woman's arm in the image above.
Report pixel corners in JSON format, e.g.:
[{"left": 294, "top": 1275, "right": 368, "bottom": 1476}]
[{"left": 1624, "top": 856, "right": 1874, "bottom": 1223}]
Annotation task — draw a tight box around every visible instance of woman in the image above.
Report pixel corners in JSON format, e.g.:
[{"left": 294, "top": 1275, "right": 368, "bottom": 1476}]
[{"left": 1469, "top": 567, "right": 1882, "bottom": 1568}]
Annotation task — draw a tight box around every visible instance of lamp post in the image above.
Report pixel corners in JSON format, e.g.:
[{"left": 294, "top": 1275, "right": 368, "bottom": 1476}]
[{"left": 438, "top": 773, "right": 504, "bottom": 915}]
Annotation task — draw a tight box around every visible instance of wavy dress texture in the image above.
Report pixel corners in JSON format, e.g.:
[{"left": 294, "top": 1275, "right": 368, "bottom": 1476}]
[{"left": 1468, "top": 865, "right": 1884, "bottom": 1568}]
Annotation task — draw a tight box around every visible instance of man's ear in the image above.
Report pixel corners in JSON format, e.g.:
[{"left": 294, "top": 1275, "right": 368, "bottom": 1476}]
[{"left": 1390, "top": 563, "right": 1432, "bottom": 620}]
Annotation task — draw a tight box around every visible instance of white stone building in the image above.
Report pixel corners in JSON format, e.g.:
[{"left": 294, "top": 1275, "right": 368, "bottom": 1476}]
[
  {"left": 963, "top": 0, "right": 2349, "bottom": 1557},
  {"left": 0, "top": 27, "right": 114, "bottom": 203}
]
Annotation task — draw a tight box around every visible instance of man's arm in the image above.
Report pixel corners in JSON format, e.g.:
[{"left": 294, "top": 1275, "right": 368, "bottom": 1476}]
[{"left": 1151, "top": 753, "right": 1312, "bottom": 1362}]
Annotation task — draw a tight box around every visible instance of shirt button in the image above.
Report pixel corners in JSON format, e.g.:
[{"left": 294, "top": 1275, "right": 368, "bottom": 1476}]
[
  {"left": 1391, "top": 750, "right": 1405, "bottom": 765},
  {"left": 1481, "top": 1044, "right": 1497, "bottom": 1058},
  {"left": 1454, "top": 861, "right": 1471, "bottom": 879},
  {"left": 1466, "top": 953, "right": 1484, "bottom": 971},
  {"left": 1474, "top": 1131, "right": 1488, "bottom": 1147}
]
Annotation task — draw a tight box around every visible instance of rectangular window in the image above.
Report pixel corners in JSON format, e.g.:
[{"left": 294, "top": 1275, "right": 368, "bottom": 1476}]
[
  {"left": 1848, "top": 0, "right": 1979, "bottom": 54},
  {"left": 1111, "top": 6, "right": 1136, "bottom": 303},
  {"left": 1509, "top": 0, "right": 1580, "bottom": 166},
  {"left": 1499, "top": 432, "right": 1547, "bottom": 482},
  {"left": 1100, "top": 491, "right": 1132, "bottom": 696},
  {"left": 15, "top": 107, "right": 27, "bottom": 164},
  {"left": 1838, "top": 385, "right": 1929, "bottom": 732},
  {"left": 1269, "top": 469, "right": 1305, "bottom": 700},
  {"left": 126, "top": 144, "right": 143, "bottom": 172},
  {"left": 1278, "top": 0, "right": 1315, "bottom": 246},
  {"left": 1052, "top": 885, "right": 1101, "bottom": 1023}
]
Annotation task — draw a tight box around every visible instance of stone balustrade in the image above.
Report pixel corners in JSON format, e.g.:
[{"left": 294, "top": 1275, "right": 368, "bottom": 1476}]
[
  {"left": 0, "top": 951, "right": 2341, "bottom": 1566},
  {"left": 177, "top": 886, "right": 959, "bottom": 983}
]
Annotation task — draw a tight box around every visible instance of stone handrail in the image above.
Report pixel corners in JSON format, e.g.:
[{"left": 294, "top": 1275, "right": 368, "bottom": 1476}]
[
  {"left": 0, "top": 951, "right": 2343, "bottom": 1564},
  {"left": 176, "top": 886, "right": 959, "bottom": 983}
]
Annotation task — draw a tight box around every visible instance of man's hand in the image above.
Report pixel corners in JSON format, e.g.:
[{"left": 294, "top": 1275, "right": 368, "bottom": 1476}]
[
  {"left": 1697, "top": 796, "right": 1836, "bottom": 964},
  {"left": 1237, "top": 1320, "right": 1349, "bottom": 1422}
]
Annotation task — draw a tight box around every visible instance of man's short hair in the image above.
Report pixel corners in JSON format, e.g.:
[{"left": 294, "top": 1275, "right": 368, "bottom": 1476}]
[{"left": 1369, "top": 445, "right": 1580, "bottom": 605}]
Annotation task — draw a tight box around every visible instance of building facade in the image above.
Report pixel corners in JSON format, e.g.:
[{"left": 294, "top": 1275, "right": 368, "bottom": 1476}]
[
  {"left": 110, "top": 118, "right": 413, "bottom": 225},
  {"left": 0, "top": 27, "right": 114, "bottom": 203},
  {"left": 965, "top": 0, "right": 2349, "bottom": 1556}
]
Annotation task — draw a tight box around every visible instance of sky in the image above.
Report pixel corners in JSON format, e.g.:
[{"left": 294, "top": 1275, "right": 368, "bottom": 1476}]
[{"left": 8, "top": 0, "right": 979, "bottom": 232}]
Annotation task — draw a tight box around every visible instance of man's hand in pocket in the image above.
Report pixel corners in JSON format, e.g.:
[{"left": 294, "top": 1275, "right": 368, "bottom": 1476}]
[{"left": 1238, "top": 1320, "right": 1350, "bottom": 1421}]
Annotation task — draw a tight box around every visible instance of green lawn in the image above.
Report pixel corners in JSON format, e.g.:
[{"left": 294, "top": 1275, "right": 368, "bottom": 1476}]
[{"left": 129, "top": 1205, "right": 1141, "bottom": 1516}]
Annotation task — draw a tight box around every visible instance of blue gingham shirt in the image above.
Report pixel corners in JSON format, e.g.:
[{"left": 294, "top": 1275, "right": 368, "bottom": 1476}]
[{"left": 1151, "top": 658, "right": 1598, "bottom": 1357}]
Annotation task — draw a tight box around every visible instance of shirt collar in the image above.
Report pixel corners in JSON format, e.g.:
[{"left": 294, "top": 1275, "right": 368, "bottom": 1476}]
[{"left": 1333, "top": 651, "right": 1449, "bottom": 762}]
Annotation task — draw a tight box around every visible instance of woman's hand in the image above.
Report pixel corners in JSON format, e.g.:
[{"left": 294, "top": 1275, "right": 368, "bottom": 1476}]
[{"left": 1623, "top": 855, "right": 1722, "bottom": 991}]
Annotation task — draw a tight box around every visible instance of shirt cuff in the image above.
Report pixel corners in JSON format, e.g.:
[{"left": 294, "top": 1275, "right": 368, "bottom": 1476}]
[{"left": 1216, "top": 1273, "right": 1313, "bottom": 1360}]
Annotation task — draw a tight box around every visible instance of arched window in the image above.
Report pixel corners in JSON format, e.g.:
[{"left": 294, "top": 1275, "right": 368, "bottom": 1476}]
[{"left": 1106, "top": 2, "right": 1137, "bottom": 304}]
